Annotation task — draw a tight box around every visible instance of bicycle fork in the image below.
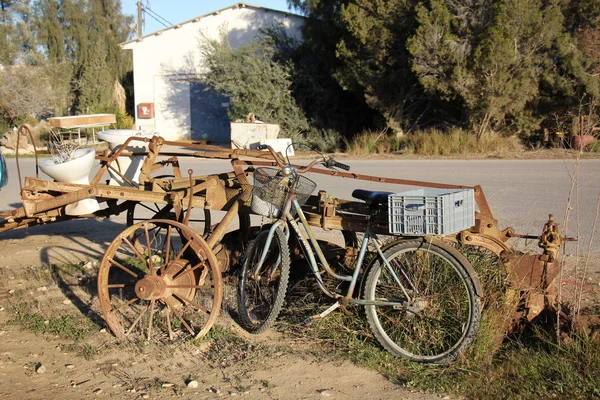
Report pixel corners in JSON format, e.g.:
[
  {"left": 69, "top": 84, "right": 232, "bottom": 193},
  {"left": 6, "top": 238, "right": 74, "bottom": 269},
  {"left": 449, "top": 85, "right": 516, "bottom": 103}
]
[{"left": 251, "top": 220, "right": 289, "bottom": 280}]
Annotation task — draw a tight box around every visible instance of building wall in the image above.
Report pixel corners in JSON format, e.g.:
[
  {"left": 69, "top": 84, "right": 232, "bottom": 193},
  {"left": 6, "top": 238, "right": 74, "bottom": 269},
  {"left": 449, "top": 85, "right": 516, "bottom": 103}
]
[{"left": 122, "top": 6, "right": 304, "bottom": 141}]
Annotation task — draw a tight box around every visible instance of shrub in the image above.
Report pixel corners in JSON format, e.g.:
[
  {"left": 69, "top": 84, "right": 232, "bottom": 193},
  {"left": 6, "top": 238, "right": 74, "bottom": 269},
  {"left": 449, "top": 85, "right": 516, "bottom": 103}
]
[
  {"left": 199, "top": 29, "right": 310, "bottom": 145},
  {"left": 89, "top": 103, "right": 134, "bottom": 129}
]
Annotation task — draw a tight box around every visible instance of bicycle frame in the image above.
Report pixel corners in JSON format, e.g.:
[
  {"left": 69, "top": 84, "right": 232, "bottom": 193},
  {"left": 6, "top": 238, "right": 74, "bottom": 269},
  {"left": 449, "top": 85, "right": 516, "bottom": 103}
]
[{"left": 252, "top": 186, "right": 413, "bottom": 314}]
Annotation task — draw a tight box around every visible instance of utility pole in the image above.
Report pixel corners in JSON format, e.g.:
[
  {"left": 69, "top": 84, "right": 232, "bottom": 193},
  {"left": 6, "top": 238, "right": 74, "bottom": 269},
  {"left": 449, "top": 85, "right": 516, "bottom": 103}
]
[{"left": 137, "top": 1, "right": 143, "bottom": 38}]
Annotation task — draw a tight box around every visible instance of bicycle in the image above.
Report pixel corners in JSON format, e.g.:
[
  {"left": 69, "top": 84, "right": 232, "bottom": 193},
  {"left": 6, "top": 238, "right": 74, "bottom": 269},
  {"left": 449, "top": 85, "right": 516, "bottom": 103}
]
[{"left": 237, "top": 146, "right": 482, "bottom": 364}]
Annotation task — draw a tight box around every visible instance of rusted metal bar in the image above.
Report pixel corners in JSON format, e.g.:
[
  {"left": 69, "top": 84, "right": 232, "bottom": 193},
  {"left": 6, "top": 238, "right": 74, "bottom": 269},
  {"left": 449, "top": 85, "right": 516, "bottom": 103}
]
[
  {"left": 22, "top": 186, "right": 97, "bottom": 217},
  {"left": 231, "top": 159, "right": 474, "bottom": 190},
  {"left": 15, "top": 125, "right": 40, "bottom": 192},
  {"left": 206, "top": 200, "right": 240, "bottom": 250}
]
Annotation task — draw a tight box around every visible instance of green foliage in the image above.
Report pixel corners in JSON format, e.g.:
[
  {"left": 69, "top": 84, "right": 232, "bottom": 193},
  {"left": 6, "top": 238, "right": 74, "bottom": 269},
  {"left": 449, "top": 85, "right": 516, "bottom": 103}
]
[
  {"left": 408, "top": 0, "right": 564, "bottom": 137},
  {"left": 0, "top": 63, "right": 71, "bottom": 124},
  {"left": 292, "top": 0, "right": 422, "bottom": 134},
  {"left": 305, "top": 128, "right": 342, "bottom": 152},
  {"left": 34, "top": 0, "right": 133, "bottom": 114},
  {"left": 89, "top": 103, "right": 134, "bottom": 129},
  {"left": 9, "top": 302, "right": 97, "bottom": 341},
  {"left": 199, "top": 29, "right": 310, "bottom": 144},
  {"left": 19, "top": 313, "right": 47, "bottom": 333},
  {"left": 294, "top": 0, "right": 600, "bottom": 141},
  {"left": 46, "top": 315, "right": 97, "bottom": 340},
  {"left": 199, "top": 24, "right": 368, "bottom": 149},
  {"left": 267, "top": 25, "right": 378, "bottom": 138},
  {"left": 0, "top": 0, "right": 132, "bottom": 126},
  {"left": 335, "top": 0, "right": 420, "bottom": 133}
]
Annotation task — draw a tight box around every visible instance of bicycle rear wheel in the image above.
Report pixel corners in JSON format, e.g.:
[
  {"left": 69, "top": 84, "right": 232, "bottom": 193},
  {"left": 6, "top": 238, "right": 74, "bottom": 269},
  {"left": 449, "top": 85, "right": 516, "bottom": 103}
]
[
  {"left": 364, "top": 240, "right": 481, "bottom": 364},
  {"left": 237, "top": 226, "right": 290, "bottom": 333}
]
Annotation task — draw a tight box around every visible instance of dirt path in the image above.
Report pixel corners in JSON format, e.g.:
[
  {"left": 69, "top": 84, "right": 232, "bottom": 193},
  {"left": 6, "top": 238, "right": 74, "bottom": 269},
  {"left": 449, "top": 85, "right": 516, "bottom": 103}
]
[{"left": 0, "top": 219, "right": 448, "bottom": 400}]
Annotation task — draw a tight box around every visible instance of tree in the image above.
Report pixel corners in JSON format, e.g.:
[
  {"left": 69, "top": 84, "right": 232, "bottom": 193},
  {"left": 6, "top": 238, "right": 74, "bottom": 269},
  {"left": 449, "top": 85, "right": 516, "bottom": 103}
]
[
  {"left": 291, "top": 0, "right": 600, "bottom": 139},
  {"left": 265, "top": 25, "right": 377, "bottom": 137},
  {"left": 0, "top": 64, "right": 68, "bottom": 124},
  {"left": 0, "top": 0, "right": 41, "bottom": 65},
  {"left": 289, "top": 0, "right": 424, "bottom": 135},
  {"left": 35, "top": 0, "right": 133, "bottom": 113},
  {"left": 199, "top": 29, "right": 310, "bottom": 143},
  {"left": 408, "top": 0, "right": 566, "bottom": 137}
]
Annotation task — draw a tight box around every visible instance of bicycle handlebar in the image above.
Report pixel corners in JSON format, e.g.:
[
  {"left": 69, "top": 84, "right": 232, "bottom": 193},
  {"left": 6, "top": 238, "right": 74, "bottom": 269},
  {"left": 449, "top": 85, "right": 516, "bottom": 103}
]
[
  {"left": 257, "top": 144, "right": 350, "bottom": 173},
  {"left": 325, "top": 158, "right": 350, "bottom": 171}
]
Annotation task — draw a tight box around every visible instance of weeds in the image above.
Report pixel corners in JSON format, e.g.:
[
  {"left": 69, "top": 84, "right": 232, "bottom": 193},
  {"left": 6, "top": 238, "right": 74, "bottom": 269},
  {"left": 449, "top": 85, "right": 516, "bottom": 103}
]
[
  {"left": 8, "top": 302, "right": 97, "bottom": 341},
  {"left": 343, "top": 128, "right": 524, "bottom": 156},
  {"left": 277, "top": 246, "right": 600, "bottom": 399},
  {"left": 400, "top": 128, "right": 523, "bottom": 156},
  {"left": 189, "top": 326, "right": 276, "bottom": 368},
  {"left": 344, "top": 130, "right": 399, "bottom": 155}
]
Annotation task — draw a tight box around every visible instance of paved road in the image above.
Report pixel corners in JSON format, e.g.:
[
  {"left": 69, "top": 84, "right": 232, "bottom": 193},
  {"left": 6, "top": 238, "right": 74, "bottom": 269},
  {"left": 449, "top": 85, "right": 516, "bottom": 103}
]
[{"left": 2, "top": 157, "right": 599, "bottom": 255}]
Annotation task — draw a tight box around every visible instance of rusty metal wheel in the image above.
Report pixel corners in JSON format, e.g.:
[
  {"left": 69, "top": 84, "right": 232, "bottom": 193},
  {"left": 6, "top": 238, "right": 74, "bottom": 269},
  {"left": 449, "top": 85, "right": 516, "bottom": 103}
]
[{"left": 97, "top": 219, "right": 222, "bottom": 341}]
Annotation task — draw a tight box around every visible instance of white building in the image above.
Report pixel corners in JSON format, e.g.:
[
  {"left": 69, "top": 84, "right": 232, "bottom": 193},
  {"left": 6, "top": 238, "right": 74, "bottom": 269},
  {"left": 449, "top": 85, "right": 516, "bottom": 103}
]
[{"left": 120, "top": 2, "right": 304, "bottom": 142}]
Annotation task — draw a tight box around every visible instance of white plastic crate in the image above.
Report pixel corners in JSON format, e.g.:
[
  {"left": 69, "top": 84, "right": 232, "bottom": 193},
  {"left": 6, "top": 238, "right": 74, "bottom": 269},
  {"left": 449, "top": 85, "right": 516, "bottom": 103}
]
[{"left": 388, "top": 188, "right": 475, "bottom": 235}]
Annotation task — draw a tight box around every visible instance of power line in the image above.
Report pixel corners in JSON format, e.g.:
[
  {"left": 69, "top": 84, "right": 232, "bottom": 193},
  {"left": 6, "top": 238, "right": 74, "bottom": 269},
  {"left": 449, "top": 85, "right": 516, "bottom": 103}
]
[{"left": 142, "top": 5, "right": 172, "bottom": 29}]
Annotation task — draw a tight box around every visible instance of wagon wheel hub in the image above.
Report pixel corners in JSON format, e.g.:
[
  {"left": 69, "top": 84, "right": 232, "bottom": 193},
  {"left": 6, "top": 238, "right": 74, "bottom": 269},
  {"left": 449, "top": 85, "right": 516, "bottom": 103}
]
[{"left": 135, "top": 275, "right": 168, "bottom": 300}]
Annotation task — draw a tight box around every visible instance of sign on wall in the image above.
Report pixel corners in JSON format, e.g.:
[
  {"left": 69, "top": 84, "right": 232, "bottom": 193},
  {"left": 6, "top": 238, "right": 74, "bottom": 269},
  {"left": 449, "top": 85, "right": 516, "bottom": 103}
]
[{"left": 138, "top": 103, "right": 155, "bottom": 119}]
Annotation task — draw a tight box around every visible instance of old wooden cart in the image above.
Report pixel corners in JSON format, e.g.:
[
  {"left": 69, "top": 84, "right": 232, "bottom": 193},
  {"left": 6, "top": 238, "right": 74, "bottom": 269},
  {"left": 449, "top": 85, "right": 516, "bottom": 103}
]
[{"left": 0, "top": 125, "right": 566, "bottom": 342}]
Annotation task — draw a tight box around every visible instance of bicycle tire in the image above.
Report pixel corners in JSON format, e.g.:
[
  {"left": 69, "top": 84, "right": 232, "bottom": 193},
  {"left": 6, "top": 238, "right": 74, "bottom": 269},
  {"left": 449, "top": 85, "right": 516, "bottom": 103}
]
[
  {"left": 364, "top": 239, "right": 481, "bottom": 364},
  {"left": 237, "top": 226, "right": 290, "bottom": 333}
]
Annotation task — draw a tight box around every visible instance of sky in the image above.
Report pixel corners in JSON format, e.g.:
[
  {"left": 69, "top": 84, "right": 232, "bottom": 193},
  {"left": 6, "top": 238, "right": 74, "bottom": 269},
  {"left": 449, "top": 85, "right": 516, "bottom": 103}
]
[{"left": 121, "top": 1, "right": 297, "bottom": 36}]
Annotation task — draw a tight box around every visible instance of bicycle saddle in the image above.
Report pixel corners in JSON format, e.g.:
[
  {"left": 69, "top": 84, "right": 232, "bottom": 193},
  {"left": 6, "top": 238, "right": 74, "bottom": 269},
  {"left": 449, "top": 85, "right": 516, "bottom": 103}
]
[{"left": 352, "top": 189, "right": 393, "bottom": 205}]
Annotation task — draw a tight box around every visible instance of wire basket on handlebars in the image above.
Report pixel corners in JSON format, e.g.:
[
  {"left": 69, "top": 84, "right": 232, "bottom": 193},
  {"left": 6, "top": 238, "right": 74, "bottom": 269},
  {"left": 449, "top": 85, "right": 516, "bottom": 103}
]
[{"left": 251, "top": 167, "right": 317, "bottom": 218}]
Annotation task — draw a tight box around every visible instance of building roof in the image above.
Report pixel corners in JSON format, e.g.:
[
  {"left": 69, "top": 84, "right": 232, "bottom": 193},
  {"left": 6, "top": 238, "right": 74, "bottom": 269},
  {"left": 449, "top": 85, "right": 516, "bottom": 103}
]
[{"left": 120, "top": 2, "right": 303, "bottom": 47}]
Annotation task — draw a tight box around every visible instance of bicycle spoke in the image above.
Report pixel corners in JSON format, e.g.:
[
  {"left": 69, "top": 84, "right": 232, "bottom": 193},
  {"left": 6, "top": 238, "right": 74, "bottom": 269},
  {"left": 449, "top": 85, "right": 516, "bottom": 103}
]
[{"left": 365, "top": 240, "right": 479, "bottom": 363}]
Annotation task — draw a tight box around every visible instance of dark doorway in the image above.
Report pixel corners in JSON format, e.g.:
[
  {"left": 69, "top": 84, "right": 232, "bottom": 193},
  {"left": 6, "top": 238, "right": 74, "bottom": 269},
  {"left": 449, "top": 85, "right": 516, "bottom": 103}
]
[{"left": 189, "top": 82, "right": 230, "bottom": 143}]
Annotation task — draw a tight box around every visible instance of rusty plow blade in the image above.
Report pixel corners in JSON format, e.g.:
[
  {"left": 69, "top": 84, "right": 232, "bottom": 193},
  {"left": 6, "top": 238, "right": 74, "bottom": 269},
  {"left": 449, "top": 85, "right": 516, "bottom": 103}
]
[
  {"left": 501, "top": 214, "right": 571, "bottom": 323},
  {"left": 502, "top": 252, "right": 561, "bottom": 320}
]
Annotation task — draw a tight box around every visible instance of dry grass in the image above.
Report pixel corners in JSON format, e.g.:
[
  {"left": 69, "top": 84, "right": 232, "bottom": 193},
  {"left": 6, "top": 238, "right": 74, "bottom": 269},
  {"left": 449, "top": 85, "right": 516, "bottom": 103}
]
[
  {"left": 344, "top": 128, "right": 524, "bottom": 156},
  {"left": 343, "top": 130, "right": 399, "bottom": 156}
]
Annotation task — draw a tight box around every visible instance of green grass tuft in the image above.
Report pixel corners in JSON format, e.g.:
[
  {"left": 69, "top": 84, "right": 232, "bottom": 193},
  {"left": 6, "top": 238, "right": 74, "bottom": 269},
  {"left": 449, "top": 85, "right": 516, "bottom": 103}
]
[{"left": 8, "top": 302, "right": 98, "bottom": 341}]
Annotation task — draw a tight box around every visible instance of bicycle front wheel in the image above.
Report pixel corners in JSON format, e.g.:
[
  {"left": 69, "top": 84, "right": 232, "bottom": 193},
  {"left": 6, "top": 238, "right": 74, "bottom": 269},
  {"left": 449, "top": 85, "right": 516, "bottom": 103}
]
[
  {"left": 364, "top": 240, "right": 481, "bottom": 364},
  {"left": 237, "top": 226, "right": 290, "bottom": 333}
]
